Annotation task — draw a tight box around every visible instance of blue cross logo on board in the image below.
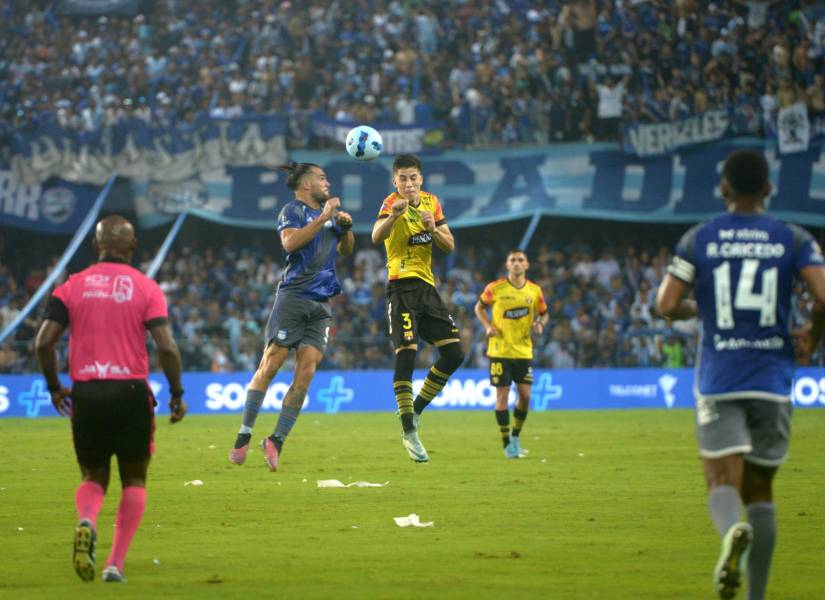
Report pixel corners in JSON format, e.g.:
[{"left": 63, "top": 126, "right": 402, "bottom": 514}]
[
  {"left": 18, "top": 380, "right": 53, "bottom": 418},
  {"left": 317, "top": 376, "right": 354, "bottom": 414},
  {"left": 532, "top": 374, "right": 563, "bottom": 410}
]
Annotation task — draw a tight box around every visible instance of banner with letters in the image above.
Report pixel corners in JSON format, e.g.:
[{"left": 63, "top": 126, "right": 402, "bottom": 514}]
[
  {"left": 57, "top": 0, "right": 146, "bottom": 17},
  {"left": 9, "top": 115, "right": 287, "bottom": 187},
  {"left": 310, "top": 115, "right": 442, "bottom": 156},
  {"left": 622, "top": 110, "right": 731, "bottom": 158},
  {"left": 2, "top": 368, "right": 824, "bottom": 418},
  {"left": 132, "top": 140, "right": 825, "bottom": 232},
  {"left": 0, "top": 167, "right": 102, "bottom": 234}
]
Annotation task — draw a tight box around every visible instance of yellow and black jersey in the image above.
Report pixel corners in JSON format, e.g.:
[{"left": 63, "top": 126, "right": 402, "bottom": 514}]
[
  {"left": 377, "top": 191, "right": 446, "bottom": 287},
  {"left": 479, "top": 278, "right": 547, "bottom": 359}
]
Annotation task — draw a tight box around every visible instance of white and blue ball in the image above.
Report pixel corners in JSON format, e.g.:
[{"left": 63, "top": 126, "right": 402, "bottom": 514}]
[{"left": 345, "top": 125, "right": 383, "bottom": 161}]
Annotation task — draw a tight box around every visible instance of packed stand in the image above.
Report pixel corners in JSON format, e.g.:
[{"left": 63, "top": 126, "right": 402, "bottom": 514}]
[
  {"left": 2, "top": 0, "right": 823, "bottom": 148},
  {"left": 3, "top": 221, "right": 824, "bottom": 374}
]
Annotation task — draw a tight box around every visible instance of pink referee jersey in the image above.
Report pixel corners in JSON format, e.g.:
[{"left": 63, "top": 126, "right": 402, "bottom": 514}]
[{"left": 52, "top": 261, "right": 168, "bottom": 381}]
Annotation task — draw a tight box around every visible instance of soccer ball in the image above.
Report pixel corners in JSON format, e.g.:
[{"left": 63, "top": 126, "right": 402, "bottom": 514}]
[{"left": 346, "top": 125, "right": 383, "bottom": 161}]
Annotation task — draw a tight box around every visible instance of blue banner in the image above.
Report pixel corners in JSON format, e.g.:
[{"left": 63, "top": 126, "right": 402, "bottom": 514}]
[
  {"left": 622, "top": 110, "right": 731, "bottom": 157},
  {"left": 3, "top": 368, "right": 824, "bottom": 418},
  {"left": 310, "top": 115, "right": 443, "bottom": 155},
  {"left": 10, "top": 115, "right": 287, "bottom": 187},
  {"left": 0, "top": 167, "right": 102, "bottom": 233},
  {"left": 57, "top": 0, "right": 144, "bottom": 16},
  {"left": 132, "top": 141, "right": 825, "bottom": 231}
]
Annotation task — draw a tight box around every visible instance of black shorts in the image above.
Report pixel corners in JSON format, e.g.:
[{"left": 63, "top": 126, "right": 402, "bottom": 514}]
[
  {"left": 489, "top": 358, "right": 533, "bottom": 387},
  {"left": 386, "top": 278, "right": 459, "bottom": 348},
  {"left": 71, "top": 380, "right": 155, "bottom": 469}
]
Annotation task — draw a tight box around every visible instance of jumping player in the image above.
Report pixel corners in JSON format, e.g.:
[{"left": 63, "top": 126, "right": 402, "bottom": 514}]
[
  {"left": 229, "top": 162, "right": 354, "bottom": 471},
  {"left": 371, "top": 154, "right": 464, "bottom": 463}
]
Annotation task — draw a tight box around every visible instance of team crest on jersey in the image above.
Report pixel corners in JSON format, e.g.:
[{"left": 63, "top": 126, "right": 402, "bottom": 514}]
[
  {"left": 503, "top": 307, "right": 530, "bottom": 319},
  {"left": 408, "top": 232, "right": 433, "bottom": 246}
]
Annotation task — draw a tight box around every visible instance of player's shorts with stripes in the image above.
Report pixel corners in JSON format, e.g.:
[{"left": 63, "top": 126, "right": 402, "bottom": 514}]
[
  {"left": 71, "top": 379, "right": 156, "bottom": 468},
  {"left": 488, "top": 358, "right": 533, "bottom": 387},
  {"left": 386, "top": 278, "right": 459, "bottom": 348},
  {"left": 695, "top": 397, "right": 792, "bottom": 467},
  {"left": 265, "top": 291, "right": 332, "bottom": 354}
]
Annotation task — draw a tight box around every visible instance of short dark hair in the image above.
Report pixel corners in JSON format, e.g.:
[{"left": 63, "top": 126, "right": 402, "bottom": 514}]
[
  {"left": 392, "top": 154, "right": 422, "bottom": 174},
  {"left": 722, "top": 150, "right": 768, "bottom": 196},
  {"left": 507, "top": 249, "right": 527, "bottom": 260},
  {"left": 278, "top": 162, "right": 321, "bottom": 191}
]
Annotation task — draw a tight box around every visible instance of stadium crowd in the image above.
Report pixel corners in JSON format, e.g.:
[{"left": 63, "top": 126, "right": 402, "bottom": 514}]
[
  {"left": 1, "top": 0, "right": 824, "bottom": 147},
  {"left": 1, "top": 222, "right": 821, "bottom": 374}
]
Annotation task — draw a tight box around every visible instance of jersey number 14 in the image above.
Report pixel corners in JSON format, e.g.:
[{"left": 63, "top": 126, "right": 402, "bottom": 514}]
[{"left": 712, "top": 259, "right": 778, "bottom": 329}]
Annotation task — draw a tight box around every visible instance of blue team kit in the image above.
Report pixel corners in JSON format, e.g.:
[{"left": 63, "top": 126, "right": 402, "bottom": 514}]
[{"left": 669, "top": 213, "right": 825, "bottom": 401}]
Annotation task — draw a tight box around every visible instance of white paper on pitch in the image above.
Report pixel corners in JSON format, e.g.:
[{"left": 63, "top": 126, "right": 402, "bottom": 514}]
[
  {"left": 393, "top": 514, "right": 434, "bottom": 527},
  {"left": 316, "top": 479, "right": 389, "bottom": 488}
]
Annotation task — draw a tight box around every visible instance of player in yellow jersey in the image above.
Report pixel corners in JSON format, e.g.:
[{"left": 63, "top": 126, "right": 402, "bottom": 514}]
[
  {"left": 474, "top": 250, "right": 548, "bottom": 459},
  {"left": 371, "top": 154, "right": 463, "bottom": 463}
]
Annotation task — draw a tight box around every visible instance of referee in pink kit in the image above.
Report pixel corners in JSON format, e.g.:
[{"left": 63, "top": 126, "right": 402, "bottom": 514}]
[{"left": 35, "top": 215, "right": 186, "bottom": 583}]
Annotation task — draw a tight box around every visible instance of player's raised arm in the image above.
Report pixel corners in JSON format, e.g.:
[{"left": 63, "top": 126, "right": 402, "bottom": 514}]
[
  {"left": 281, "top": 197, "right": 340, "bottom": 253},
  {"left": 421, "top": 197, "right": 454, "bottom": 253},
  {"left": 372, "top": 196, "right": 406, "bottom": 244},
  {"left": 335, "top": 210, "right": 355, "bottom": 257}
]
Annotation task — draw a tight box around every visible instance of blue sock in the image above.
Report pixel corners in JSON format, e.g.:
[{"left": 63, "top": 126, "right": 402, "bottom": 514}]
[
  {"left": 240, "top": 389, "right": 266, "bottom": 433},
  {"left": 272, "top": 405, "right": 301, "bottom": 445}
]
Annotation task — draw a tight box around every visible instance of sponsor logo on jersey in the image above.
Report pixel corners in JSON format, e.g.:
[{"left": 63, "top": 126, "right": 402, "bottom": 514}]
[
  {"left": 408, "top": 232, "right": 433, "bottom": 246},
  {"left": 503, "top": 307, "right": 530, "bottom": 319}
]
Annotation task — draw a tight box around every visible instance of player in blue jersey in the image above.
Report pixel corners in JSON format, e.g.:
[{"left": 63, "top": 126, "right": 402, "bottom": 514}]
[
  {"left": 656, "top": 150, "right": 825, "bottom": 600},
  {"left": 228, "top": 162, "right": 354, "bottom": 471}
]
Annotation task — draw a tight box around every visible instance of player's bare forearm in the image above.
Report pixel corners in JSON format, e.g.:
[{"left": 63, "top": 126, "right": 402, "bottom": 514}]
[
  {"left": 810, "top": 301, "right": 825, "bottom": 348},
  {"left": 35, "top": 319, "right": 64, "bottom": 389},
  {"left": 371, "top": 215, "right": 397, "bottom": 244},
  {"left": 151, "top": 325, "right": 184, "bottom": 391},
  {"left": 35, "top": 344, "right": 60, "bottom": 389},
  {"left": 432, "top": 224, "right": 454, "bottom": 252},
  {"left": 474, "top": 301, "right": 491, "bottom": 329},
  {"left": 281, "top": 218, "right": 328, "bottom": 253},
  {"left": 662, "top": 299, "right": 697, "bottom": 320},
  {"left": 337, "top": 230, "right": 355, "bottom": 257}
]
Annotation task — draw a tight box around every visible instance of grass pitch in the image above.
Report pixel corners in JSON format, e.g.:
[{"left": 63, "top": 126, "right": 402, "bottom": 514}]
[{"left": 0, "top": 410, "right": 823, "bottom": 599}]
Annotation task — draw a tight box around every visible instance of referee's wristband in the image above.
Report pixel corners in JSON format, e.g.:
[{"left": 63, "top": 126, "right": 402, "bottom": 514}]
[
  {"left": 47, "top": 383, "right": 62, "bottom": 393},
  {"left": 169, "top": 388, "right": 184, "bottom": 397}
]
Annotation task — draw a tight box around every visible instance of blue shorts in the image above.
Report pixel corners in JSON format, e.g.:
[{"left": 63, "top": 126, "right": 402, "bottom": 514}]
[{"left": 265, "top": 292, "right": 332, "bottom": 354}]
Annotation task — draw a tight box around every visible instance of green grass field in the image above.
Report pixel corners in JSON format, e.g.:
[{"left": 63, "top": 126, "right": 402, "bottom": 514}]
[{"left": 1, "top": 410, "right": 823, "bottom": 599}]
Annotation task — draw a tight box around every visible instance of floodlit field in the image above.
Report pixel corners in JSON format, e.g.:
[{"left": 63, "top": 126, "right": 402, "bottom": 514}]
[{"left": 1, "top": 410, "right": 823, "bottom": 599}]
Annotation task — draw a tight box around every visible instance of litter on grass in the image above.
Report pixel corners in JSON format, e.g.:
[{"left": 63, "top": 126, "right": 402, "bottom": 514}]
[
  {"left": 393, "top": 514, "right": 434, "bottom": 528},
  {"left": 317, "top": 479, "right": 389, "bottom": 488}
]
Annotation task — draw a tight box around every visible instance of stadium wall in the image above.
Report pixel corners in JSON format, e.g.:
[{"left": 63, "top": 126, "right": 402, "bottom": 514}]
[{"left": 3, "top": 368, "right": 825, "bottom": 418}]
